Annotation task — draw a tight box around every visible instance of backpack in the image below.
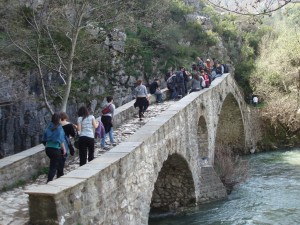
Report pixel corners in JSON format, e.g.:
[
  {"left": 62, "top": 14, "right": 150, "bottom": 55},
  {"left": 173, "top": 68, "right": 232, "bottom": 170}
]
[
  {"left": 176, "top": 72, "right": 184, "bottom": 83},
  {"left": 167, "top": 75, "right": 176, "bottom": 89},
  {"left": 102, "top": 104, "right": 111, "bottom": 114},
  {"left": 167, "top": 74, "right": 175, "bottom": 84},
  {"left": 223, "top": 64, "right": 229, "bottom": 73}
]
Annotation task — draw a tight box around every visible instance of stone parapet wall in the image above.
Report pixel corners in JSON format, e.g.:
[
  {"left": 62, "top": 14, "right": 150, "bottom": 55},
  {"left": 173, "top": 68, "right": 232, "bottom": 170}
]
[{"left": 0, "top": 145, "right": 48, "bottom": 190}]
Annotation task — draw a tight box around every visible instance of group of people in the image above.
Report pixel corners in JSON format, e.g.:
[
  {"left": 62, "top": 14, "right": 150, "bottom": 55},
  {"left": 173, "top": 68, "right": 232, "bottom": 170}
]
[
  {"left": 42, "top": 96, "right": 116, "bottom": 183},
  {"left": 165, "top": 57, "right": 228, "bottom": 99},
  {"left": 132, "top": 57, "right": 228, "bottom": 120}
]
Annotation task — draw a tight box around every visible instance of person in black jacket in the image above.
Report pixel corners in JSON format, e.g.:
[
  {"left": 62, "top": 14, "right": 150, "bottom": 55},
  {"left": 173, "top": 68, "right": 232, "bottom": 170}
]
[
  {"left": 59, "top": 112, "right": 76, "bottom": 177},
  {"left": 176, "top": 67, "right": 186, "bottom": 98},
  {"left": 149, "top": 79, "right": 163, "bottom": 103},
  {"left": 183, "top": 67, "right": 191, "bottom": 95}
]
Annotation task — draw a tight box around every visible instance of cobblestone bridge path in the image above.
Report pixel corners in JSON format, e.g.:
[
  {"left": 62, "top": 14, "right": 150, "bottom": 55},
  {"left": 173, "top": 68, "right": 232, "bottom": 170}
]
[{"left": 0, "top": 101, "right": 173, "bottom": 225}]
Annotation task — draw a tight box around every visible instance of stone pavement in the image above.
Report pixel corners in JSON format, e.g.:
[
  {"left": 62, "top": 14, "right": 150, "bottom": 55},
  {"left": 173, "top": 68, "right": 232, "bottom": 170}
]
[{"left": 0, "top": 101, "right": 172, "bottom": 225}]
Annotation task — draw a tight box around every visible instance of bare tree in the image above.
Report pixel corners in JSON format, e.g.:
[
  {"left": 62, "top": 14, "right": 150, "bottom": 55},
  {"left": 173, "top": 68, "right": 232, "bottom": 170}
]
[{"left": 2, "top": 0, "right": 133, "bottom": 114}]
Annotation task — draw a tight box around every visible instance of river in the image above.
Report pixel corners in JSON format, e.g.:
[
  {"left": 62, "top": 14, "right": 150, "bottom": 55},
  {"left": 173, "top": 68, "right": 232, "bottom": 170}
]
[{"left": 149, "top": 148, "right": 300, "bottom": 225}]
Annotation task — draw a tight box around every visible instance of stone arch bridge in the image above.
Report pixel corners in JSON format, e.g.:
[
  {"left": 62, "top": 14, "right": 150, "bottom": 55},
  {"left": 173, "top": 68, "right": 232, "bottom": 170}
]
[{"left": 26, "top": 73, "right": 255, "bottom": 225}]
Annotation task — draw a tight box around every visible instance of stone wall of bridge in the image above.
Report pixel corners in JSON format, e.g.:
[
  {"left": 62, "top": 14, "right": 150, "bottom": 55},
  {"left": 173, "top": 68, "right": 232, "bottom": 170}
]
[{"left": 26, "top": 73, "right": 254, "bottom": 225}]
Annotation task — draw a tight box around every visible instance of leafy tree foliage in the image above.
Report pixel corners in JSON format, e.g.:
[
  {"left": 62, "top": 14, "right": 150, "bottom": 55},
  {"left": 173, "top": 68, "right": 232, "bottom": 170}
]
[{"left": 250, "top": 5, "right": 300, "bottom": 145}]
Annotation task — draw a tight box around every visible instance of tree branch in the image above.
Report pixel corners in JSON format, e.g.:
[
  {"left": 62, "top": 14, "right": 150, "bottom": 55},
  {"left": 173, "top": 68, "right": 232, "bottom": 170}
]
[{"left": 205, "top": 0, "right": 298, "bottom": 16}]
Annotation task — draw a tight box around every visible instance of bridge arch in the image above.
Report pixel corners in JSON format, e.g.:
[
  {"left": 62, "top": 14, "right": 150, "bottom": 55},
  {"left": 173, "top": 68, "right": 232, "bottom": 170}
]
[
  {"left": 197, "top": 115, "right": 209, "bottom": 161},
  {"left": 215, "top": 92, "right": 245, "bottom": 154},
  {"left": 150, "top": 153, "right": 196, "bottom": 213}
]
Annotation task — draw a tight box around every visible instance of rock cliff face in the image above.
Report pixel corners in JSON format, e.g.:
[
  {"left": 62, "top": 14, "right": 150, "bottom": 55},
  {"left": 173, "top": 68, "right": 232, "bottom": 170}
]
[
  {"left": 0, "top": 65, "right": 50, "bottom": 158},
  {"left": 183, "top": 0, "right": 230, "bottom": 62}
]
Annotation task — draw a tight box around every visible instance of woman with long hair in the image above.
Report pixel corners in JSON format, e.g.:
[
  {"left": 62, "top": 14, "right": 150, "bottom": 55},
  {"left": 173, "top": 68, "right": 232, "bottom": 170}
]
[
  {"left": 42, "top": 112, "right": 66, "bottom": 183},
  {"left": 77, "top": 106, "right": 99, "bottom": 166}
]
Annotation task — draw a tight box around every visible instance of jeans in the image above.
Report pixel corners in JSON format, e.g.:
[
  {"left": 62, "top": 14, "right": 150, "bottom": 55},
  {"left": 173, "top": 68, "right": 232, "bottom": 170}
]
[
  {"left": 57, "top": 155, "right": 66, "bottom": 178},
  {"left": 167, "top": 84, "right": 177, "bottom": 100},
  {"left": 176, "top": 83, "right": 185, "bottom": 98},
  {"left": 45, "top": 147, "right": 61, "bottom": 183},
  {"left": 154, "top": 90, "right": 163, "bottom": 103},
  {"left": 78, "top": 136, "right": 95, "bottom": 166},
  {"left": 169, "top": 88, "right": 177, "bottom": 100},
  {"left": 101, "top": 127, "right": 114, "bottom": 147}
]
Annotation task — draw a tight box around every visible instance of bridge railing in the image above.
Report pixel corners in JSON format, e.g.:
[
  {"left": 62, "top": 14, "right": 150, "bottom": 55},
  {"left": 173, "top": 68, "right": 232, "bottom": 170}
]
[{"left": 0, "top": 89, "right": 169, "bottom": 190}]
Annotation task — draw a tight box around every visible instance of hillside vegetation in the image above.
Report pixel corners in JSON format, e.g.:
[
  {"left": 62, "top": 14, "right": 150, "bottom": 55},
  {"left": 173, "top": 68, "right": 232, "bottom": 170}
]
[{"left": 250, "top": 5, "right": 300, "bottom": 148}]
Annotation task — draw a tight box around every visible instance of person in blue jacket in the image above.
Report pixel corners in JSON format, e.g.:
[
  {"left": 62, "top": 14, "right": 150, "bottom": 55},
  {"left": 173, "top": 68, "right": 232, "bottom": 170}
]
[{"left": 43, "top": 112, "right": 66, "bottom": 183}]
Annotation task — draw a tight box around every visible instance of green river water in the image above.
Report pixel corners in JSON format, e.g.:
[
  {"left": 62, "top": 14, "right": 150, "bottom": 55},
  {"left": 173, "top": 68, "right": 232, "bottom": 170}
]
[{"left": 149, "top": 148, "right": 300, "bottom": 225}]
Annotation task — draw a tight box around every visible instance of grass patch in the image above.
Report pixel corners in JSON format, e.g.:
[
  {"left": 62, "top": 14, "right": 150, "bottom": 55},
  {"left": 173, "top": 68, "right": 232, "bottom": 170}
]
[
  {"left": 1, "top": 167, "right": 49, "bottom": 193},
  {"left": 31, "top": 167, "right": 49, "bottom": 181},
  {"left": 252, "top": 102, "right": 266, "bottom": 109}
]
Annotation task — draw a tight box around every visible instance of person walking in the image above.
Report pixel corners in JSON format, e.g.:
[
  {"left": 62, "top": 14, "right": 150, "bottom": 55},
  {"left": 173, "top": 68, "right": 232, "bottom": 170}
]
[
  {"left": 77, "top": 106, "right": 99, "bottom": 166},
  {"left": 175, "top": 67, "right": 186, "bottom": 98},
  {"left": 166, "top": 72, "right": 177, "bottom": 100},
  {"left": 42, "top": 112, "right": 66, "bottom": 183},
  {"left": 134, "top": 79, "right": 149, "bottom": 121},
  {"left": 100, "top": 96, "right": 116, "bottom": 150},
  {"left": 58, "top": 112, "right": 76, "bottom": 177}
]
